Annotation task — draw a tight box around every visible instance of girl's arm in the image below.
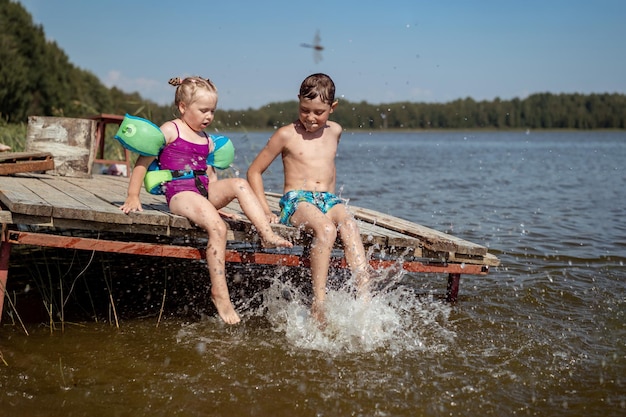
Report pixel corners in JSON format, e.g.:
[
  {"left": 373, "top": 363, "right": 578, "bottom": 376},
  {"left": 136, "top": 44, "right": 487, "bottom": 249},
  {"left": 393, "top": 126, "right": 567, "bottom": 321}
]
[{"left": 120, "top": 155, "right": 154, "bottom": 213}]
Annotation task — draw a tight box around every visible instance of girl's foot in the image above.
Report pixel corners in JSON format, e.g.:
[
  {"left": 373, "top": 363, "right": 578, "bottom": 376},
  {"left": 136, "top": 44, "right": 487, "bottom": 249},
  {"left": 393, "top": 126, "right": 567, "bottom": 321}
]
[
  {"left": 261, "top": 233, "right": 293, "bottom": 248},
  {"left": 211, "top": 294, "right": 241, "bottom": 325}
]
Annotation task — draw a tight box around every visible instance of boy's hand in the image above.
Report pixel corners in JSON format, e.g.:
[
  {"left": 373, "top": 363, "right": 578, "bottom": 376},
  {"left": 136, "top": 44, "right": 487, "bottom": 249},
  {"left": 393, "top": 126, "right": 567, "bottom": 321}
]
[{"left": 267, "top": 212, "right": 280, "bottom": 224}]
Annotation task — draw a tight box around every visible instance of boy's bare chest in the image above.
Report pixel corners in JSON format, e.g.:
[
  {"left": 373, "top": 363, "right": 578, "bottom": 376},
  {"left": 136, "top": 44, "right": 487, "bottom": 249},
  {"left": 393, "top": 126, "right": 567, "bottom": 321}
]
[{"left": 286, "top": 136, "right": 337, "bottom": 159}]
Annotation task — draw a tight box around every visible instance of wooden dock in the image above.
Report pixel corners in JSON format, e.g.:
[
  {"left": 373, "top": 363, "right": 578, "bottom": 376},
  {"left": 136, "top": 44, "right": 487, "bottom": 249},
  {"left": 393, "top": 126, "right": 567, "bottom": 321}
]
[
  {"left": 0, "top": 171, "right": 499, "bottom": 321},
  {"left": 0, "top": 114, "right": 499, "bottom": 321}
]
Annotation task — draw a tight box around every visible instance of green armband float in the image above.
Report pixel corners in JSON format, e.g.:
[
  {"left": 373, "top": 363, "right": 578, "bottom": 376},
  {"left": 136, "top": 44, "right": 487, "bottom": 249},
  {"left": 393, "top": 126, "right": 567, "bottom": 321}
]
[
  {"left": 143, "top": 162, "right": 207, "bottom": 195},
  {"left": 207, "top": 135, "right": 235, "bottom": 169},
  {"left": 115, "top": 114, "right": 165, "bottom": 156},
  {"left": 144, "top": 160, "right": 173, "bottom": 195}
]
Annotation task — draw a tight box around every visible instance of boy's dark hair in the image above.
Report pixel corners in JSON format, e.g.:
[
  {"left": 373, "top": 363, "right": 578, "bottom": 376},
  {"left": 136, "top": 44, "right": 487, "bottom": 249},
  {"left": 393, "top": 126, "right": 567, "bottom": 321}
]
[{"left": 299, "top": 73, "right": 336, "bottom": 105}]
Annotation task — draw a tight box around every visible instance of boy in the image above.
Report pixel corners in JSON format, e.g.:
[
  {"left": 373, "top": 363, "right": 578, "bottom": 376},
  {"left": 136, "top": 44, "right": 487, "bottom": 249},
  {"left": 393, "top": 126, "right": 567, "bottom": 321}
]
[{"left": 247, "top": 73, "right": 369, "bottom": 322}]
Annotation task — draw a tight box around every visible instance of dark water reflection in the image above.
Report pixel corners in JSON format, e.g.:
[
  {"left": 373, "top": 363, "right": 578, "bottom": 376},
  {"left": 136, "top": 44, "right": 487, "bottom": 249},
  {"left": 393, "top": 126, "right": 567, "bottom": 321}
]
[{"left": 2, "top": 131, "right": 625, "bottom": 416}]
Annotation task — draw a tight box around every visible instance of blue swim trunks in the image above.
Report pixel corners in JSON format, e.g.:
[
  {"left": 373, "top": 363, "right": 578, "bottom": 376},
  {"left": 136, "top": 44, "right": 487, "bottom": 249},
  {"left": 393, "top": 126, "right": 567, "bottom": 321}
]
[{"left": 279, "top": 190, "right": 344, "bottom": 226}]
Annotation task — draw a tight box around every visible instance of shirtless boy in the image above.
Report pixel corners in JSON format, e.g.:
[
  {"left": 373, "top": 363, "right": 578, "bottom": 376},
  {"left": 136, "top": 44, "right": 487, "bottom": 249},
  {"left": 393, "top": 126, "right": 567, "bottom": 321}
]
[{"left": 247, "top": 73, "right": 369, "bottom": 322}]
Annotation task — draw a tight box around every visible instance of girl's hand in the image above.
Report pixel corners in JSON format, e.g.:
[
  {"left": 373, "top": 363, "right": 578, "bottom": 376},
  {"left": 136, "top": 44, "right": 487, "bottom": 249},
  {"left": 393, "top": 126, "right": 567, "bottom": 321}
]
[{"left": 120, "top": 196, "right": 143, "bottom": 214}]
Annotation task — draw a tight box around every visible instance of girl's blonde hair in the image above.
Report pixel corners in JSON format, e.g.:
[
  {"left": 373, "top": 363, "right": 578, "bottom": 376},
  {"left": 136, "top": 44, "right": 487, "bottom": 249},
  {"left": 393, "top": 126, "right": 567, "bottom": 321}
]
[{"left": 168, "top": 76, "right": 218, "bottom": 107}]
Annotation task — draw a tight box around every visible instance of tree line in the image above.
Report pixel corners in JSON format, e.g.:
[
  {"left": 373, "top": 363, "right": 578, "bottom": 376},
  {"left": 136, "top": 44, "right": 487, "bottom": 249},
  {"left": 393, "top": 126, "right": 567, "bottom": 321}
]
[
  {"left": 216, "top": 93, "right": 626, "bottom": 131},
  {"left": 2, "top": 0, "right": 625, "bottom": 131}
]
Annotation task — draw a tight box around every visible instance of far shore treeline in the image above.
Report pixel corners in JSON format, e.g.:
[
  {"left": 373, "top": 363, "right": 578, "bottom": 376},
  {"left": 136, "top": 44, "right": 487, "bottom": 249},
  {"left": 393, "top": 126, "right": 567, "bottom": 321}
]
[{"left": 2, "top": 0, "right": 625, "bottom": 133}]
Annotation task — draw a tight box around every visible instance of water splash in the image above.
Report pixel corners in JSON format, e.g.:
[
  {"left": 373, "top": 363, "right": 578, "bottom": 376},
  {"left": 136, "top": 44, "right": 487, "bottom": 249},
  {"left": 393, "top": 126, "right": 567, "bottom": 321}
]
[{"left": 251, "top": 267, "right": 457, "bottom": 355}]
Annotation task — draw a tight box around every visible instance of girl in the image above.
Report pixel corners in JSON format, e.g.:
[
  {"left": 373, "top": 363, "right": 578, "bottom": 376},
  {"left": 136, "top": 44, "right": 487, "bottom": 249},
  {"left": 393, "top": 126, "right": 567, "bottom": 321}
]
[{"left": 120, "top": 76, "right": 292, "bottom": 324}]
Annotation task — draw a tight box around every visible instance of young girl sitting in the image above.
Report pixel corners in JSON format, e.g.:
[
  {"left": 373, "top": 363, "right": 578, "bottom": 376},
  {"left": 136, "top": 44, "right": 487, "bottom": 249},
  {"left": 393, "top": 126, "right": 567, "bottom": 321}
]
[{"left": 120, "top": 76, "right": 292, "bottom": 324}]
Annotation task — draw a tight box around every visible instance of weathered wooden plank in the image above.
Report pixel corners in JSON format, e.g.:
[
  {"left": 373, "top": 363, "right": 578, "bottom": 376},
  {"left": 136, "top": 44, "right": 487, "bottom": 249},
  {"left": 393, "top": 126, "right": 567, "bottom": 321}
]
[
  {"left": 476, "top": 252, "right": 500, "bottom": 267},
  {"left": 48, "top": 218, "right": 165, "bottom": 236},
  {"left": 35, "top": 177, "right": 131, "bottom": 225},
  {"left": 20, "top": 177, "right": 96, "bottom": 222},
  {"left": 2, "top": 212, "right": 51, "bottom": 227},
  {"left": 351, "top": 206, "right": 488, "bottom": 256},
  {"left": 91, "top": 174, "right": 205, "bottom": 230},
  {"left": 92, "top": 174, "right": 174, "bottom": 215},
  {"left": 65, "top": 175, "right": 170, "bottom": 227},
  {"left": 0, "top": 176, "right": 52, "bottom": 216},
  {"left": 358, "top": 220, "right": 410, "bottom": 241},
  {"left": 0, "top": 209, "right": 12, "bottom": 224}
]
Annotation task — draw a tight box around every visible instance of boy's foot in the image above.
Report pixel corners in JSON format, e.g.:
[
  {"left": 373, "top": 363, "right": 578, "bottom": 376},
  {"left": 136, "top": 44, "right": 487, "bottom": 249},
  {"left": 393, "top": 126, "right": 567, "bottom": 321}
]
[
  {"left": 356, "top": 270, "right": 371, "bottom": 301},
  {"left": 211, "top": 294, "right": 241, "bottom": 325},
  {"left": 0, "top": 144, "right": 11, "bottom": 152},
  {"left": 311, "top": 299, "right": 327, "bottom": 328}
]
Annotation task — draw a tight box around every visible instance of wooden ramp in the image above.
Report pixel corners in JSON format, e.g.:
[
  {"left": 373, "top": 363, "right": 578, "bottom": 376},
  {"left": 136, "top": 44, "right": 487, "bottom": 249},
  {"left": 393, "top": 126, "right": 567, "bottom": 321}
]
[{"left": 0, "top": 173, "right": 499, "bottom": 321}]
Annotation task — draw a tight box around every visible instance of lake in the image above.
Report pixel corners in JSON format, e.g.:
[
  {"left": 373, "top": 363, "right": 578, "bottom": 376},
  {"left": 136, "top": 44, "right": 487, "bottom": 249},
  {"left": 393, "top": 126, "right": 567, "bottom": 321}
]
[{"left": 1, "top": 130, "right": 625, "bottom": 416}]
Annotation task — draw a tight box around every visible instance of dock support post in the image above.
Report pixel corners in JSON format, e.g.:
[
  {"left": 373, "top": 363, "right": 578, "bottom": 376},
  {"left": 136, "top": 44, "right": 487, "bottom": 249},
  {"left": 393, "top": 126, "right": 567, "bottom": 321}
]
[
  {"left": 446, "top": 273, "right": 460, "bottom": 302},
  {"left": 0, "top": 238, "right": 11, "bottom": 323}
]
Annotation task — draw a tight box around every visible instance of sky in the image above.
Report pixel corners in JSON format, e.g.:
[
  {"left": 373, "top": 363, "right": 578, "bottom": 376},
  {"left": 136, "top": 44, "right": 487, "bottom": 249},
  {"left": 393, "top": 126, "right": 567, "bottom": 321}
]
[{"left": 16, "top": 0, "right": 626, "bottom": 111}]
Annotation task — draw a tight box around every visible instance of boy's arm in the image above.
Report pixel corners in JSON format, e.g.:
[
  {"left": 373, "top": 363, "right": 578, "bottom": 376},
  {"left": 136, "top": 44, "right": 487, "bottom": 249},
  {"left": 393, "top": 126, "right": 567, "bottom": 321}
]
[
  {"left": 247, "top": 134, "right": 284, "bottom": 223},
  {"left": 120, "top": 155, "right": 154, "bottom": 214}
]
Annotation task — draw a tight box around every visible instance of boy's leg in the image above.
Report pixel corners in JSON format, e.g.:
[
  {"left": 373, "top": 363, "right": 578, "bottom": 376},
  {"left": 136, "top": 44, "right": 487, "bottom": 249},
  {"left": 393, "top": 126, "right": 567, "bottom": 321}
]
[
  {"left": 290, "top": 204, "right": 337, "bottom": 322},
  {"left": 329, "top": 205, "right": 370, "bottom": 295},
  {"left": 209, "top": 178, "right": 291, "bottom": 248},
  {"left": 169, "top": 192, "right": 241, "bottom": 324}
]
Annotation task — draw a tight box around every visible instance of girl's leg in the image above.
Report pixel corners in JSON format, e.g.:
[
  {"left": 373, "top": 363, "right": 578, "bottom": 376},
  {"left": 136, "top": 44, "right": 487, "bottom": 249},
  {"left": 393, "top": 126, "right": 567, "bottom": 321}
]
[
  {"left": 209, "top": 178, "right": 291, "bottom": 248},
  {"left": 169, "top": 192, "right": 241, "bottom": 324},
  {"left": 290, "top": 204, "right": 337, "bottom": 323}
]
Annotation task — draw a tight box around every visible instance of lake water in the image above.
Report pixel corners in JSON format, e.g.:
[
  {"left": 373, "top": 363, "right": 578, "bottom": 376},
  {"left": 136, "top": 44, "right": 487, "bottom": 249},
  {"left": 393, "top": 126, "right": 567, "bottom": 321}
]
[{"left": 1, "top": 130, "right": 625, "bottom": 416}]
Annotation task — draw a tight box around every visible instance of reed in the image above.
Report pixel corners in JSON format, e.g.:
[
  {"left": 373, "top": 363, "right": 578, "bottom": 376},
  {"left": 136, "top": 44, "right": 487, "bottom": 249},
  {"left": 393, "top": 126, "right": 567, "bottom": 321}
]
[
  {"left": 62, "top": 249, "right": 97, "bottom": 330},
  {"left": 12, "top": 245, "right": 103, "bottom": 331},
  {"left": 102, "top": 265, "right": 119, "bottom": 328},
  {"left": 156, "top": 273, "right": 167, "bottom": 328},
  {"left": 1, "top": 286, "right": 29, "bottom": 335},
  {"left": 0, "top": 122, "right": 27, "bottom": 152},
  {"left": 58, "top": 357, "right": 68, "bottom": 389},
  {"left": 29, "top": 248, "right": 65, "bottom": 333}
]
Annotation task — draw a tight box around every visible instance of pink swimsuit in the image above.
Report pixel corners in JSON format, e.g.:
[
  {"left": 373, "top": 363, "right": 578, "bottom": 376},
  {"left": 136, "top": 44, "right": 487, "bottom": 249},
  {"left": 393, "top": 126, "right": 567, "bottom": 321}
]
[{"left": 159, "top": 122, "right": 211, "bottom": 205}]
